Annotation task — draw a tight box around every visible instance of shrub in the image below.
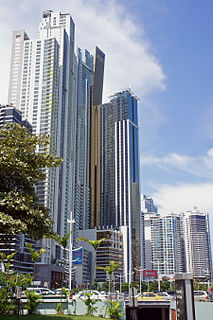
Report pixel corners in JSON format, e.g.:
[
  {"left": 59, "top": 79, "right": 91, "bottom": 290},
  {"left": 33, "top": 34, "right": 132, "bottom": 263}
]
[
  {"left": 25, "top": 290, "right": 42, "bottom": 315},
  {"left": 56, "top": 302, "right": 65, "bottom": 314},
  {"left": 0, "top": 286, "right": 16, "bottom": 315},
  {"left": 106, "top": 300, "right": 124, "bottom": 320},
  {"left": 83, "top": 292, "right": 98, "bottom": 315}
]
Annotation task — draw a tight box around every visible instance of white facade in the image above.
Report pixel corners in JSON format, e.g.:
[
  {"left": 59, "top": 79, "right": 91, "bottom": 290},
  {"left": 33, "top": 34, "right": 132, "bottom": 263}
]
[
  {"left": 144, "top": 208, "right": 212, "bottom": 279},
  {"left": 184, "top": 209, "right": 212, "bottom": 279},
  {"left": 162, "top": 213, "right": 185, "bottom": 276},
  {"left": 144, "top": 212, "right": 163, "bottom": 272},
  {"left": 8, "top": 10, "right": 76, "bottom": 263}
]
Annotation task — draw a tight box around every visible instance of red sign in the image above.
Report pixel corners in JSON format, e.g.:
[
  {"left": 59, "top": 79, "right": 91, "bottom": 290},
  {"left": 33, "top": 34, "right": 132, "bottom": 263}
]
[{"left": 143, "top": 270, "right": 158, "bottom": 278}]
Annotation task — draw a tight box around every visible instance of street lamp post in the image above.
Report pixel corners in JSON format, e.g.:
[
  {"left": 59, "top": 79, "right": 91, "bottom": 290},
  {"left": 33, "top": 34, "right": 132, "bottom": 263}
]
[
  {"left": 128, "top": 271, "right": 135, "bottom": 294},
  {"left": 114, "top": 274, "right": 123, "bottom": 294},
  {"left": 151, "top": 260, "right": 164, "bottom": 292},
  {"left": 134, "top": 268, "right": 145, "bottom": 294},
  {"left": 67, "top": 211, "right": 75, "bottom": 292}
]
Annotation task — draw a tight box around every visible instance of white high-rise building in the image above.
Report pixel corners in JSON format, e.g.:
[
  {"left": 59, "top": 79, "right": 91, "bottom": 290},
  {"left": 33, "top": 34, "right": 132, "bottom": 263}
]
[
  {"left": 141, "top": 194, "right": 158, "bottom": 213},
  {"left": 144, "top": 208, "right": 212, "bottom": 280},
  {"left": 184, "top": 209, "right": 212, "bottom": 280},
  {"left": 162, "top": 213, "right": 185, "bottom": 276},
  {"left": 8, "top": 10, "right": 76, "bottom": 263},
  {"left": 144, "top": 212, "right": 163, "bottom": 272}
]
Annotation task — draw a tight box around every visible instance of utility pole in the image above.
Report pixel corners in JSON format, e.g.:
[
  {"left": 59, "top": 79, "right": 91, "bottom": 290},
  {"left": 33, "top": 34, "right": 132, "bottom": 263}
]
[
  {"left": 67, "top": 211, "right": 75, "bottom": 291},
  {"left": 151, "top": 260, "right": 164, "bottom": 292},
  {"left": 134, "top": 268, "right": 145, "bottom": 295}
]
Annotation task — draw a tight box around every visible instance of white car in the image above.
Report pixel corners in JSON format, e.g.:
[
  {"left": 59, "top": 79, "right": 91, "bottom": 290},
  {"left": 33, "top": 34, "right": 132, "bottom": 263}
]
[
  {"left": 156, "top": 292, "right": 173, "bottom": 300},
  {"left": 26, "top": 287, "right": 54, "bottom": 295},
  {"left": 73, "top": 290, "right": 107, "bottom": 301},
  {"left": 194, "top": 291, "right": 208, "bottom": 302},
  {"left": 55, "top": 288, "right": 70, "bottom": 296}
]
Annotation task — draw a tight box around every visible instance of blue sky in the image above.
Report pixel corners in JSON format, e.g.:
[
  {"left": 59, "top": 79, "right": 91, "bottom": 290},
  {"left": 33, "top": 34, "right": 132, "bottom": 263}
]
[{"left": 0, "top": 0, "right": 212, "bottom": 226}]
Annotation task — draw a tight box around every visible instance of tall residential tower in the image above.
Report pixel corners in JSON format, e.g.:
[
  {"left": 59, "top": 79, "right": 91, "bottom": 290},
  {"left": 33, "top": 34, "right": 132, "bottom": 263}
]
[{"left": 8, "top": 10, "right": 76, "bottom": 262}]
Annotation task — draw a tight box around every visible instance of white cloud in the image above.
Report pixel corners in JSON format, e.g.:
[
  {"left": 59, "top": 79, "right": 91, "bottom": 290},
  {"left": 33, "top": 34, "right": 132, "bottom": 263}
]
[
  {"left": 141, "top": 148, "right": 213, "bottom": 179},
  {"left": 0, "top": 0, "right": 165, "bottom": 104},
  {"left": 152, "top": 182, "right": 213, "bottom": 242},
  {"left": 152, "top": 182, "right": 213, "bottom": 215}
]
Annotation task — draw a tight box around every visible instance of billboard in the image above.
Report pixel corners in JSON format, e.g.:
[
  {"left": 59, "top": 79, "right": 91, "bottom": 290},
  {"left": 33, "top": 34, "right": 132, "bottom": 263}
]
[
  {"left": 143, "top": 270, "right": 158, "bottom": 278},
  {"left": 73, "top": 248, "right": 82, "bottom": 265}
]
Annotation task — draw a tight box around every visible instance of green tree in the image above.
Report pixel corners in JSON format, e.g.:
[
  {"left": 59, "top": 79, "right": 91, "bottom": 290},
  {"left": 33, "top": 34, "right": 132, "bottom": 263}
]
[
  {"left": 101, "top": 281, "right": 109, "bottom": 293},
  {"left": 106, "top": 300, "right": 124, "bottom": 320},
  {"left": 97, "top": 261, "right": 121, "bottom": 294},
  {"left": 0, "top": 252, "right": 32, "bottom": 315},
  {"left": 50, "top": 231, "right": 72, "bottom": 288},
  {"left": 121, "top": 282, "right": 129, "bottom": 293},
  {"left": 0, "top": 252, "right": 16, "bottom": 274},
  {"left": 77, "top": 237, "right": 106, "bottom": 284},
  {"left": 0, "top": 123, "right": 62, "bottom": 239},
  {"left": 83, "top": 292, "right": 98, "bottom": 315},
  {"left": 0, "top": 271, "right": 6, "bottom": 286},
  {"left": 26, "top": 243, "right": 46, "bottom": 288},
  {"left": 25, "top": 290, "right": 42, "bottom": 315},
  {"left": 160, "top": 280, "right": 170, "bottom": 292},
  {"left": 149, "top": 280, "right": 158, "bottom": 292}
]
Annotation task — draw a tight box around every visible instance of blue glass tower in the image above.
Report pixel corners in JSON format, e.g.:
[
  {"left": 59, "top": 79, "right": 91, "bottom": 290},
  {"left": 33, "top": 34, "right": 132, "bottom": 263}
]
[{"left": 101, "top": 89, "right": 141, "bottom": 282}]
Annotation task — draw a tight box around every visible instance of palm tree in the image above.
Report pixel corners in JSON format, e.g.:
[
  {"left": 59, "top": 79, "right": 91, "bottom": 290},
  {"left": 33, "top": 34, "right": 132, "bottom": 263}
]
[
  {"left": 97, "top": 261, "right": 121, "bottom": 294},
  {"left": 77, "top": 237, "right": 106, "bottom": 285},
  {"left": 50, "top": 231, "right": 72, "bottom": 288},
  {"left": 26, "top": 243, "right": 46, "bottom": 288}
]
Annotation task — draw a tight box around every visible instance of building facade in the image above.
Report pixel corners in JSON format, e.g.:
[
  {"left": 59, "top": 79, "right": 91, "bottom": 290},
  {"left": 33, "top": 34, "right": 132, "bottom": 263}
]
[
  {"left": 141, "top": 194, "right": 158, "bottom": 213},
  {"left": 184, "top": 209, "right": 212, "bottom": 280},
  {"left": 8, "top": 10, "right": 76, "bottom": 263},
  {"left": 144, "top": 208, "right": 212, "bottom": 280},
  {"left": 162, "top": 213, "right": 185, "bottom": 276},
  {"left": 93, "top": 89, "right": 141, "bottom": 282},
  {"left": 72, "top": 47, "right": 105, "bottom": 241}
]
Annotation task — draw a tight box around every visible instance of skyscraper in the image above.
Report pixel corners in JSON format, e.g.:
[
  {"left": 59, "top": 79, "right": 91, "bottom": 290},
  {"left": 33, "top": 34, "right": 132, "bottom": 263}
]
[
  {"left": 162, "top": 213, "right": 185, "bottom": 275},
  {"left": 87, "top": 89, "right": 141, "bottom": 282},
  {"left": 141, "top": 194, "right": 158, "bottom": 213},
  {"left": 184, "top": 209, "right": 212, "bottom": 280},
  {"left": 8, "top": 10, "right": 76, "bottom": 263},
  {"left": 144, "top": 212, "right": 185, "bottom": 276},
  {"left": 72, "top": 46, "right": 105, "bottom": 239}
]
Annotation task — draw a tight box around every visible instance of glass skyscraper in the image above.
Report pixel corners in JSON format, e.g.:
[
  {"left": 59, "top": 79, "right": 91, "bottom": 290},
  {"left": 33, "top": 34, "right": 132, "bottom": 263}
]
[
  {"left": 72, "top": 47, "right": 105, "bottom": 240},
  {"left": 87, "top": 89, "right": 141, "bottom": 282}
]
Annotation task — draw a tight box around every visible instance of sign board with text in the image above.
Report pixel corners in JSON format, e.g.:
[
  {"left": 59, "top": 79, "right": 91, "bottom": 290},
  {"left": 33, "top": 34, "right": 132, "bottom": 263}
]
[
  {"left": 143, "top": 270, "right": 158, "bottom": 278},
  {"left": 73, "top": 248, "right": 82, "bottom": 264}
]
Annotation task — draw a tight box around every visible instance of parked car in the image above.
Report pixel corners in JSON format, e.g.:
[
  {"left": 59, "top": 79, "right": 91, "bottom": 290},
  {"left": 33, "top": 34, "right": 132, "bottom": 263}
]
[
  {"left": 73, "top": 290, "right": 107, "bottom": 301},
  {"left": 193, "top": 291, "right": 208, "bottom": 302},
  {"left": 167, "top": 291, "right": 176, "bottom": 300},
  {"left": 25, "top": 287, "right": 54, "bottom": 295},
  {"left": 55, "top": 288, "right": 70, "bottom": 296},
  {"left": 156, "top": 292, "right": 174, "bottom": 300},
  {"left": 41, "top": 288, "right": 55, "bottom": 295},
  {"left": 137, "top": 292, "right": 164, "bottom": 301}
]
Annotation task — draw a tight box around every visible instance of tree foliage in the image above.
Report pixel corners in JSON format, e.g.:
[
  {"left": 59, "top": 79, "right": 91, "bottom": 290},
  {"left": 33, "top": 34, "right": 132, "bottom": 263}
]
[
  {"left": 97, "top": 261, "right": 121, "bottom": 294},
  {"left": 0, "top": 123, "right": 62, "bottom": 239},
  {"left": 49, "top": 231, "right": 72, "bottom": 288},
  {"left": 0, "top": 252, "right": 33, "bottom": 315},
  {"left": 106, "top": 300, "right": 124, "bottom": 320},
  {"left": 83, "top": 292, "right": 98, "bottom": 315},
  {"left": 77, "top": 237, "right": 106, "bottom": 250},
  {"left": 77, "top": 237, "right": 106, "bottom": 283}
]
